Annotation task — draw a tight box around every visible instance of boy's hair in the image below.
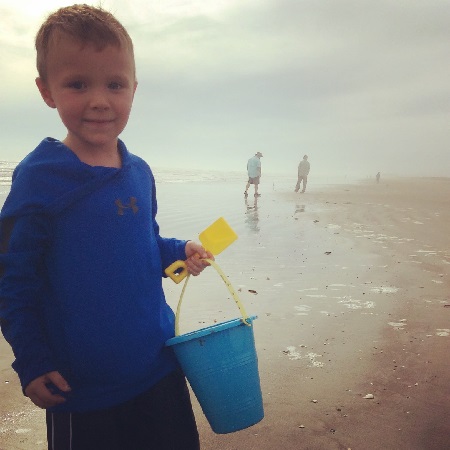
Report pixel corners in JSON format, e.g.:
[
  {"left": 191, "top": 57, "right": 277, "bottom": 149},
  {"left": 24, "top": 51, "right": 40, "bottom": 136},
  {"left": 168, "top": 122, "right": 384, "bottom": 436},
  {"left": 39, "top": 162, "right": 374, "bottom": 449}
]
[{"left": 35, "top": 4, "right": 135, "bottom": 81}]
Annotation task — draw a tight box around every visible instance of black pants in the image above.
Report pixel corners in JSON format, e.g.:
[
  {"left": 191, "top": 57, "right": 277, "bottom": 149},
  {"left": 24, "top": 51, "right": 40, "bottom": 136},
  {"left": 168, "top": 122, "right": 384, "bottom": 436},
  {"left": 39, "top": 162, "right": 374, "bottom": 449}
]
[{"left": 46, "top": 370, "right": 200, "bottom": 450}]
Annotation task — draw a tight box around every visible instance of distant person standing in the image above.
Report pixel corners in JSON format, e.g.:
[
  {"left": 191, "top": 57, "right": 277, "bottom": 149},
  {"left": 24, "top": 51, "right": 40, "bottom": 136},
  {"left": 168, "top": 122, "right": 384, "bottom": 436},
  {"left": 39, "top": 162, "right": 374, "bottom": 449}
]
[
  {"left": 295, "top": 155, "right": 310, "bottom": 193},
  {"left": 376, "top": 172, "right": 381, "bottom": 183},
  {"left": 244, "top": 152, "right": 263, "bottom": 197}
]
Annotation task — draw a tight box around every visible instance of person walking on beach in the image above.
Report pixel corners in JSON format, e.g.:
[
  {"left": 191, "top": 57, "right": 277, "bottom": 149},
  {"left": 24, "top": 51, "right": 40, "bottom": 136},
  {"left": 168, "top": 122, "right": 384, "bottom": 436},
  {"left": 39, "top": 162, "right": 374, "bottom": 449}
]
[
  {"left": 295, "top": 154, "right": 310, "bottom": 193},
  {"left": 0, "top": 5, "right": 212, "bottom": 450},
  {"left": 376, "top": 172, "right": 381, "bottom": 183},
  {"left": 244, "top": 151, "right": 263, "bottom": 197}
]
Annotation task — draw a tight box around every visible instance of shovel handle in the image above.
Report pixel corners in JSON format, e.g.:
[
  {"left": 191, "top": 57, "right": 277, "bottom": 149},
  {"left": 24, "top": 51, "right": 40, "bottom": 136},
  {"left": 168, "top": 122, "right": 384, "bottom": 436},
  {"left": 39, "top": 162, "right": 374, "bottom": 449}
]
[{"left": 165, "top": 260, "right": 188, "bottom": 284}]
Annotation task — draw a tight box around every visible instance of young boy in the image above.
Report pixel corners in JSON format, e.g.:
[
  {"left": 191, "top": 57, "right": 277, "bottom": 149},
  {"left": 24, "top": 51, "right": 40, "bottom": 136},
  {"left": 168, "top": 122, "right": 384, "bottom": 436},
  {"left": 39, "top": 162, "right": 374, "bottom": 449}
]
[{"left": 0, "top": 5, "right": 211, "bottom": 450}]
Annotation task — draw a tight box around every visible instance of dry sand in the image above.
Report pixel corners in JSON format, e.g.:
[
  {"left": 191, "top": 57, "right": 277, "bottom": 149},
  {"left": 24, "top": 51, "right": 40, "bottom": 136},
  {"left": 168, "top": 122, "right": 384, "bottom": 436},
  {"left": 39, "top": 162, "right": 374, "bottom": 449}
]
[{"left": 1, "top": 177, "right": 450, "bottom": 449}]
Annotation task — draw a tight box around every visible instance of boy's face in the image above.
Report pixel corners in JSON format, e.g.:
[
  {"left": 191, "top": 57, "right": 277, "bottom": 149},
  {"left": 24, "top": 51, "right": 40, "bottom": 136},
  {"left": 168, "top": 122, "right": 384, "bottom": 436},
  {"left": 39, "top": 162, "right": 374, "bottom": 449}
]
[{"left": 36, "top": 34, "right": 137, "bottom": 155}]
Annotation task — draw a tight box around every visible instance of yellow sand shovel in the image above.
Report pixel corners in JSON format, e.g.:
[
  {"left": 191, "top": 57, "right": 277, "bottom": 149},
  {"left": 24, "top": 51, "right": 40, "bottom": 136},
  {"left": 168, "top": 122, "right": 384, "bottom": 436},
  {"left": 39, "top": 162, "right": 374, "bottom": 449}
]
[{"left": 165, "top": 217, "right": 238, "bottom": 284}]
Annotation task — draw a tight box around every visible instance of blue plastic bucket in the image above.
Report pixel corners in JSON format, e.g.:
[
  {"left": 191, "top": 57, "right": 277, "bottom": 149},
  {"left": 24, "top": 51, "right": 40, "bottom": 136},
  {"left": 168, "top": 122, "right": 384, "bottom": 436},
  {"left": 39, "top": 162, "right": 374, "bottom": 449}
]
[{"left": 166, "top": 316, "right": 264, "bottom": 434}]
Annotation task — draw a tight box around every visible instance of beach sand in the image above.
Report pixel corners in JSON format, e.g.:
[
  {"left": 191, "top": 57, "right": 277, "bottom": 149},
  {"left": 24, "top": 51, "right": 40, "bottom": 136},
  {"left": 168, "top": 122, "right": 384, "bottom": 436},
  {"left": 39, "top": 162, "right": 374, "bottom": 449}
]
[{"left": 1, "top": 177, "right": 450, "bottom": 449}]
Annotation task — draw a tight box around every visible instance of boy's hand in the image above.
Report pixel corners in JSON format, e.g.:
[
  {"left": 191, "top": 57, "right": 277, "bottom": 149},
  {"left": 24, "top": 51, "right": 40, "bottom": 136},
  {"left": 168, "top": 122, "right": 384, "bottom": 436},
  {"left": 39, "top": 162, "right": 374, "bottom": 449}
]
[
  {"left": 25, "top": 371, "right": 71, "bottom": 409},
  {"left": 185, "top": 241, "right": 214, "bottom": 276}
]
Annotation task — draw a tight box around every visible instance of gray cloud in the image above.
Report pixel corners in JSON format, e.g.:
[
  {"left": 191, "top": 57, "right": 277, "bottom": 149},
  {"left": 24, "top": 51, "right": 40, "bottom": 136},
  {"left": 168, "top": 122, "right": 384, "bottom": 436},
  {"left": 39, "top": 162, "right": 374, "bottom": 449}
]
[{"left": 1, "top": 0, "right": 449, "bottom": 176}]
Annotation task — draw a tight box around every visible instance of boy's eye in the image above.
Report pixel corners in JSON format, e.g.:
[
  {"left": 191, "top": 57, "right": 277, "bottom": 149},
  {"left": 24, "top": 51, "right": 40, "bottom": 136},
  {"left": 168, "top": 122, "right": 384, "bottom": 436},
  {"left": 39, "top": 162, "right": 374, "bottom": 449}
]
[
  {"left": 108, "top": 82, "right": 122, "bottom": 90},
  {"left": 69, "top": 81, "right": 86, "bottom": 90}
]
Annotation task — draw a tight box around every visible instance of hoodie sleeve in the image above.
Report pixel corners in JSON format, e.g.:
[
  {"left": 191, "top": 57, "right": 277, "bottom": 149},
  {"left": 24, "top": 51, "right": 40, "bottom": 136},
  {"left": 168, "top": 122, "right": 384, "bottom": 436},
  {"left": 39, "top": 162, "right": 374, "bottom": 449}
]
[{"left": 0, "top": 212, "right": 58, "bottom": 391}]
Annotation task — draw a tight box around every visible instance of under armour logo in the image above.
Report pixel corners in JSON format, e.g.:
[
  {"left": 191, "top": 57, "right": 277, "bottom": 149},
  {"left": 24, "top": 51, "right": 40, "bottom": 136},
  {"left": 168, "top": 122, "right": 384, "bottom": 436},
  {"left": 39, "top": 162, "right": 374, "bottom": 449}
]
[{"left": 115, "top": 197, "right": 139, "bottom": 215}]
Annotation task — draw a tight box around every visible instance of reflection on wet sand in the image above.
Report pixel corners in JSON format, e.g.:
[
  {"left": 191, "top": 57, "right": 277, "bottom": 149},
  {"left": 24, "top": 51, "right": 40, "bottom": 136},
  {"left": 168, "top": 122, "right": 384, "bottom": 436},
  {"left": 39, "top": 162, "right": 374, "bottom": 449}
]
[
  {"left": 294, "top": 204, "right": 306, "bottom": 216},
  {"left": 244, "top": 196, "right": 259, "bottom": 232}
]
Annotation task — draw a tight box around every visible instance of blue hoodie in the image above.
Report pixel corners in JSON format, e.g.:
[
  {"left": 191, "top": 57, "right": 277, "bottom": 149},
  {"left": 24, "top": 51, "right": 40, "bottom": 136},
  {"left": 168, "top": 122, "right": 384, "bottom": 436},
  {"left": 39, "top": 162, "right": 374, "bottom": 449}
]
[{"left": 0, "top": 138, "right": 186, "bottom": 412}]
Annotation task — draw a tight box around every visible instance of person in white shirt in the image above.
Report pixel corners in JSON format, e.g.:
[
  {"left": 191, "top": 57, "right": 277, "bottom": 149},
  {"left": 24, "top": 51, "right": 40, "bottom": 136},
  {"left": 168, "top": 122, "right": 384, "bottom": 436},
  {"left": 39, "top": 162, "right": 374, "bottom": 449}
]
[{"left": 244, "top": 152, "right": 263, "bottom": 197}]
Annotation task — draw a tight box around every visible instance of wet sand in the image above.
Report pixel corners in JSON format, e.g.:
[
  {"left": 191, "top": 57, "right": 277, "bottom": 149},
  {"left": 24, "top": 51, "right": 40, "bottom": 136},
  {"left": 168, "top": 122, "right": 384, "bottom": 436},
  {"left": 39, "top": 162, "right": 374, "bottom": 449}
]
[{"left": 1, "top": 177, "right": 450, "bottom": 449}]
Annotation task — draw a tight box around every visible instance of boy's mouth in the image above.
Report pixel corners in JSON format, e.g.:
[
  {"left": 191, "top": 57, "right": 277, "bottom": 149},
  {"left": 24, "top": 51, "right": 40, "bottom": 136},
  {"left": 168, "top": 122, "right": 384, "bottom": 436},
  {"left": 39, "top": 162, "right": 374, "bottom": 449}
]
[
  {"left": 83, "top": 118, "right": 115, "bottom": 128},
  {"left": 84, "top": 118, "right": 114, "bottom": 124}
]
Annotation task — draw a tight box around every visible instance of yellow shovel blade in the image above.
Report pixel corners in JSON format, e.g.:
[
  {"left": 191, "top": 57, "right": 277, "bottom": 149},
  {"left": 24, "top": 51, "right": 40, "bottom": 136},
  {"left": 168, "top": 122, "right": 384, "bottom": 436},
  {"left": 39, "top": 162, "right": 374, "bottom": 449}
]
[
  {"left": 199, "top": 217, "right": 238, "bottom": 255},
  {"left": 164, "top": 217, "right": 237, "bottom": 284}
]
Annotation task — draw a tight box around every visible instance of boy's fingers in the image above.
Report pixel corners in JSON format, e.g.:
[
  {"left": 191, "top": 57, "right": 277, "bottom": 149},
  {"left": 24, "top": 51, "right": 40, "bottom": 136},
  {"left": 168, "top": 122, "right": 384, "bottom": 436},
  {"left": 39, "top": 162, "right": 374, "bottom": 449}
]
[
  {"left": 25, "top": 374, "right": 68, "bottom": 409},
  {"left": 184, "top": 248, "right": 215, "bottom": 276},
  {"left": 48, "top": 371, "right": 71, "bottom": 392},
  {"left": 186, "top": 257, "right": 206, "bottom": 275}
]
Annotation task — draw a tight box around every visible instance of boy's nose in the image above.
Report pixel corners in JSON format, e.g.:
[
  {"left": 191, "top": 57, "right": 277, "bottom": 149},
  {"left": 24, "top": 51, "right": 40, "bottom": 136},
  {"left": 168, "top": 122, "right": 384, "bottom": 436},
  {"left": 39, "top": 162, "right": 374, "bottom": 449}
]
[{"left": 89, "top": 89, "right": 110, "bottom": 110}]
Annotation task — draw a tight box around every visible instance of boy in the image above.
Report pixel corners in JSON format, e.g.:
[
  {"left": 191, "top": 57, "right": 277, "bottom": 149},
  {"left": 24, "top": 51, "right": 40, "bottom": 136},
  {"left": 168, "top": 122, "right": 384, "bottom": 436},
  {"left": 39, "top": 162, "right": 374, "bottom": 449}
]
[{"left": 0, "top": 5, "right": 211, "bottom": 450}]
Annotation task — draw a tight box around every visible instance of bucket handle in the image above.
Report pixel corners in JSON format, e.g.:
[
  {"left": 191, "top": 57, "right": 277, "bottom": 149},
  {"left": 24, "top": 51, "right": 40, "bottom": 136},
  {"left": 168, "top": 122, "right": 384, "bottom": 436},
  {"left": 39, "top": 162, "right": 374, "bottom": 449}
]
[{"left": 174, "top": 258, "right": 251, "bottom": 336}]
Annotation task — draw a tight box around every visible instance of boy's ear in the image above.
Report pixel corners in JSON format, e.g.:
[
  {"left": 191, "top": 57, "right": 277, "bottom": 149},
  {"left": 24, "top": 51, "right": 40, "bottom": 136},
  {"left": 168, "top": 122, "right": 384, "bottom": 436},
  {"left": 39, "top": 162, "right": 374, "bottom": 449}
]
[{"left": 35, "top": 77, "right": 57, "bottom": 109}]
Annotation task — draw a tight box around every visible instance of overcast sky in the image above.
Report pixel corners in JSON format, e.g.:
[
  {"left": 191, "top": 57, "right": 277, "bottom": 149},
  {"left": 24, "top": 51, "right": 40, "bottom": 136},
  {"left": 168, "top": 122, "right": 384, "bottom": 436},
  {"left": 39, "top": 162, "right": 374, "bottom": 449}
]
[{"left": 1, "top": 0, "right": 449, "bottom": 177}]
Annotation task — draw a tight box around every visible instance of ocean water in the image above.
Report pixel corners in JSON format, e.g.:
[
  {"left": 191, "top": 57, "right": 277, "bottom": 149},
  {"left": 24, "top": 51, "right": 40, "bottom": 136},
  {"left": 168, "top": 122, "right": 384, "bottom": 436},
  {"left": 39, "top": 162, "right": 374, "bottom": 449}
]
[
  {"left": 0, "top": 161, "right": 15, "bottom": 195},
  {"left": 0, "top": 159, "right": 358, "bottom": 242},
  {"left": 0, "top": 160, "right": 357, "bottom": 200}
]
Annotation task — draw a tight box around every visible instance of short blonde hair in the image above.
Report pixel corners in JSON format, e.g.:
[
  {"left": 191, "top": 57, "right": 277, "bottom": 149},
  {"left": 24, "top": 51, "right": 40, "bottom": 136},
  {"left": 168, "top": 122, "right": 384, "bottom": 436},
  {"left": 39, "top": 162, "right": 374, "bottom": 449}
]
[{"left": 35, "top": 4, "right": 135, "bottom": 81}]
